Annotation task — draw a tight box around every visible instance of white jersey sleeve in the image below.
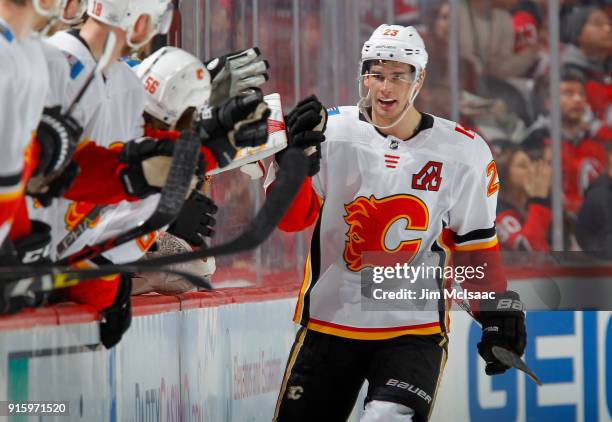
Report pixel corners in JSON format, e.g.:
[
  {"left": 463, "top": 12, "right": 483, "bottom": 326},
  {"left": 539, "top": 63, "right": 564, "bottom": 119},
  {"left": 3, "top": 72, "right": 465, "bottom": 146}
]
[{"left": 447, "top": 131, "right": 499, "bottom": 247}]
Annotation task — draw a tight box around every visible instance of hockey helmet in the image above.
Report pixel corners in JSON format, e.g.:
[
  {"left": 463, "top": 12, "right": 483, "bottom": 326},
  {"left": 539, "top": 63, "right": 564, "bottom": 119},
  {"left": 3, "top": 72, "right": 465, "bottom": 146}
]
[
  {"left": 87, "top": 0, "right": 173, "bottom": 50},
  {"left": 60, "top": 0, "right": 87, "bottom": 25},
  {"left": 32, "top": 0, "right": 65, "bottom": 19},
  {"left": 136, "top": 46, "right": 211, "bottom": 127},
  {"left": 358, "top": 24, "right": 428, "bottom": 129}
]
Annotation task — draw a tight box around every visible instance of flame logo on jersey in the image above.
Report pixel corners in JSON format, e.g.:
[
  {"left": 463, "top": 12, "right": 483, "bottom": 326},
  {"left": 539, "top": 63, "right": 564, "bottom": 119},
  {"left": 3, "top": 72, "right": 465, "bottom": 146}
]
[
  {"left": 343, "top": 195, "right": 429, "bottom": 272},
  {"left": 64, "top": 202, "right": 100, "bottom": 231}
]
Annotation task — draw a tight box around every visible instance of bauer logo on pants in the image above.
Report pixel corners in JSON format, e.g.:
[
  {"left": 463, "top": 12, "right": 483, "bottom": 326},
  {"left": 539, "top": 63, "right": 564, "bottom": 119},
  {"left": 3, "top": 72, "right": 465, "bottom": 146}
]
[{"left": 386, "top": 379, "right": 432, "bottom": 404}]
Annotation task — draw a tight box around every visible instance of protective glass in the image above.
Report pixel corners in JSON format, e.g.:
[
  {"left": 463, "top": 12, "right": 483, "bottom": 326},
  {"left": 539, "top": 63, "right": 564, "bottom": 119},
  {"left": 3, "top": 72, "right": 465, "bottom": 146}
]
[{"left": 158, "top": 3, "right": 175, "bottom": 35}]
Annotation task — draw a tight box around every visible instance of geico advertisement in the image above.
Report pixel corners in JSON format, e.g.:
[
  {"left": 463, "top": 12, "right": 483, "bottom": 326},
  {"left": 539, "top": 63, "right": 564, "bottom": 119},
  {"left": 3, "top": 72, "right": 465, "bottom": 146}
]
[{"left": 433, "top": 311, "right": 612, "bottom": 422}]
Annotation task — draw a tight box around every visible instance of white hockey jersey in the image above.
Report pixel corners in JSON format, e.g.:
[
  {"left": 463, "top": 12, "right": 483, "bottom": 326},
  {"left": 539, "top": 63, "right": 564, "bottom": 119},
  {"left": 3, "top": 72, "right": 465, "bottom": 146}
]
[
  {"left": 291, "top": 106, "right": 501, "bottom": 340},
  {"left": 30, "top": 30, "right": 152, "bottom": 264},
  {"left": 0, "top": 19, "right": 49, "bottom": 243}
]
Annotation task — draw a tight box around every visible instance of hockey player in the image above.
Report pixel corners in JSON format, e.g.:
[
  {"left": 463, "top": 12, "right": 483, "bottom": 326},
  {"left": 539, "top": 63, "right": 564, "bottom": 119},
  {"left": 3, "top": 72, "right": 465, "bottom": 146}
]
[
  {"left": 131, "top": 46, "right": 218, "bottom": 294},
  {"left": 35, "top": 0, "right": 269, "bottom": 347},
  {"left": 0, "top": 0, "right": 77, "bottom": 252},
  {"left": 272, "top": 25, "right": 527, "bottom": 421}
]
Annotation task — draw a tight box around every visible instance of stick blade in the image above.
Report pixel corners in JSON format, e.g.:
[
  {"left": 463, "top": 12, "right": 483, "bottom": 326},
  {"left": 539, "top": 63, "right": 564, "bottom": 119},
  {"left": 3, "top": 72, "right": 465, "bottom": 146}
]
[{"left": 492, "top": 346, "right": 542, "bottom": 385}]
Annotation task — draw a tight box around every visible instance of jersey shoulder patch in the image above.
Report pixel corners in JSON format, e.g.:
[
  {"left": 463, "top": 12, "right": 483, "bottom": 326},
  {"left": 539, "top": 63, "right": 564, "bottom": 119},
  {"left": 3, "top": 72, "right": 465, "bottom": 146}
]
[
  {"left": 327, "top": 106, "right": 340, "bottom": 116},
  {"left": 121, "top": 56, "right": 141, "bottom": 68},
  {"left": 0, "top": 21, "right": 14, "bottom": 43},
  {"left": 61, "top": 51, "right": 84, "bottom": 80}
]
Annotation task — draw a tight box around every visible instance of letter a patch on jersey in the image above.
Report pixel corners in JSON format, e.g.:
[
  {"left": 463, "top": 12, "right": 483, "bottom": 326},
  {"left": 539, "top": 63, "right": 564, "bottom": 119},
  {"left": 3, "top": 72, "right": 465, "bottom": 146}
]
[{"left": 412, "top": 161, "right": 443, "bottom": 191}]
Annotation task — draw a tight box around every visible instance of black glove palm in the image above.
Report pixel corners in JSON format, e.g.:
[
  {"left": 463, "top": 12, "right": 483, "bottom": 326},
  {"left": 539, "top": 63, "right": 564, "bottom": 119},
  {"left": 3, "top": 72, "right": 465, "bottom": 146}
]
[
  {"left": 277, "top": 95, "right": 327, "bottom": 176},
  {"left": 477, "top": 291, "right": 527, "bottom": 375},
  {"left": 167, "top": 190, "right": 218, "bottom": 247},
  {"left": 196, "top": 88, "right": 270, "bottom": 167}
]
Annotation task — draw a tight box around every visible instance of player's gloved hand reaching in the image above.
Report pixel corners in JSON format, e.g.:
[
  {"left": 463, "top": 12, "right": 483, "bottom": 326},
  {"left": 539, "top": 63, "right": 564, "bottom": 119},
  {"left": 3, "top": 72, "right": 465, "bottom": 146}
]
[
  {"left": 476, "top": 290, "right": 527, "bottom": 375},
  {"left": 27, "top": 106, "right": 84, "bottom": 205},
  {"left": 118, "top": 131, "right": 203, "bottom": 198},
  {"left": 167, "top": 190, "right": 218, "bottom": 247},
  {"left": 277, "top": 95, "right": 327, "bottom": 176},
  {"left": 195, "top": 88, "right": 270, "bottom": 167},
  {"left": 205, "top": 47, "right": 270, "bottom": 107}
]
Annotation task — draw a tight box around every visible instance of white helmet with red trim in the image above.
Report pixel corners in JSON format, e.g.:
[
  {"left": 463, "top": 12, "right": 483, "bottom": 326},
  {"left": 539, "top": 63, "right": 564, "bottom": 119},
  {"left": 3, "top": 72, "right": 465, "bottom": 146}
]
[
  {"left": 135, "top": 46, "right": 211, "bottom": 127},
  {"left": 87, "top": 0, "right": 173, "bottom": 50},
  {"left": 358, "top": 24, "right": 429, "bottom": 129}
]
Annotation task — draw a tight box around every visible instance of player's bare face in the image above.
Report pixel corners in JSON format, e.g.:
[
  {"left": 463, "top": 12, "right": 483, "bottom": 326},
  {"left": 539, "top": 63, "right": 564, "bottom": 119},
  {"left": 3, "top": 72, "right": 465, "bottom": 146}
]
[{"left": 364, "top": 62, "right": 414, "bottom": 122}]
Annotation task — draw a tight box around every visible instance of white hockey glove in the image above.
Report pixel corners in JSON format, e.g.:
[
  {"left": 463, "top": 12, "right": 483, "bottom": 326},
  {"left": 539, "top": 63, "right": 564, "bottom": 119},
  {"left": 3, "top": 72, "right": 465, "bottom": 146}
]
[{"left": 205, "top": 47, "right": 270, "bottom": 107}]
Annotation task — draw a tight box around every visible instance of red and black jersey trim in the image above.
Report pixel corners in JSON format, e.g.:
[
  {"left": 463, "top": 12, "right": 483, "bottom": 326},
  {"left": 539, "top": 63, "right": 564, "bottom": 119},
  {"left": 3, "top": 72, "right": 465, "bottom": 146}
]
[
  {"left": 0, "top": 172, "right": 23, "bottom": 187},
  {"left": 299, "top": 206, "right": 323, "bottom": 326},
  {"left": 454, "top": 226, "right": 496, "bottom": 245},
  {"left": 430, "top": 237, "right": 448, "bottom": 333}
]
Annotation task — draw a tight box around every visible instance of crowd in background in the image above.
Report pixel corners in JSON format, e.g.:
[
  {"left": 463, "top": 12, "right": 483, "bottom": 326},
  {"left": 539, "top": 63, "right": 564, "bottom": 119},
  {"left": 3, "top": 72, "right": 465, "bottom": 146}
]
[
  {"left": 189, "top": 0, "right": 610, "bottom": 272},
  {"left": 414, "top": 0, "right": 612, "bottom": 257}
]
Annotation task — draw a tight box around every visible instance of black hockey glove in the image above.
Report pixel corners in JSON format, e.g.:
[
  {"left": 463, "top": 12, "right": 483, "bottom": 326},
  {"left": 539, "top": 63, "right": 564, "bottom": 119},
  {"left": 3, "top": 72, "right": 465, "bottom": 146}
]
[
  {"left": 33, "top": 106, "right": 83, "bottom": 177},
  {"left": 167, "top": 190, "right": 218, "bottom": 247},
  {"left": 205, "top": 47, "right": 270, "bottom": 107},
  {"left": 195, "top": 88, "right": 270, "bottom": 167},
  {"left": 0, "top": 221, "right": 53, "bottom": 315},
  {"left": 27, "top": 106, "right": 83, "bottom": 201},
  {"left": 99, "top": 274, "right": 132, "bottom": 349},
  {"left": 29, "top": 161, "right": 80, "bottom": 207},
  {"left": 276, "top": 95, "right": 327, "bottom": 176},
  {"left": 476, "top": 290, "right": 527, "bottom": 375}
]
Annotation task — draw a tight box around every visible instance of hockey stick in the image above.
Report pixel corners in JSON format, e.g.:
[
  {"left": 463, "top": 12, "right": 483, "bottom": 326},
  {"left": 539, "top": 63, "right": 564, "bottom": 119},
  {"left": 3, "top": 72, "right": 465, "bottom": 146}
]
[
  {"left": 451, "top": 290, "right": 542, "bottom": 385},
  {"left": 0, "top": 149, "right": 309, "bottom": 290},
  {"left": 57, "top": 130, "right": 201, "bottom": 266}
]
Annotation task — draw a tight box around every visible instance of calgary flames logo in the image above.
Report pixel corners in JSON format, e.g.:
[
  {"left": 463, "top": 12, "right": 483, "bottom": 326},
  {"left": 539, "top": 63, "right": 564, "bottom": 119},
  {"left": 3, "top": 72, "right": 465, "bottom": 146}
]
[
  {"left": 64, "top": 202, "right": 100, "bottom": 231},
  {"left": 343, "top": 195, "right": 429, "bottom": 272}
]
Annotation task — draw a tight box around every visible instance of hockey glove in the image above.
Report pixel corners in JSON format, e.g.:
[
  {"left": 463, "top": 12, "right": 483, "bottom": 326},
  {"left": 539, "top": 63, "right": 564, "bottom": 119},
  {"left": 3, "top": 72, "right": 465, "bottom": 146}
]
[
  {"left": 167, "top": 190, "right": 218, "bottom": 247},
  {"left": 29, "top": 162, "right": 80, "bottom": 207},
  {"left": 205, "top": 47, "right": 270, "bottom": 107},
  {"left": 0, "top": 221, "right": 53, "bottom": 314},
  {"left": 27, "top": 106, "right": 83, "bottom": 200},
  {"left": 195, "top": 88, "right": 270, "bottom": 167},
  {"left": 99, "top": 274, "right": 132, "bottom": 349},
  {"left": 277, "top": 95, "right": 327, "bottom": 176},
  {"left": 476, "top": 290, "right": 527, "bottom": 375},
  {"left": 119, "top": 131, "right": 203, "bottom": 198}
]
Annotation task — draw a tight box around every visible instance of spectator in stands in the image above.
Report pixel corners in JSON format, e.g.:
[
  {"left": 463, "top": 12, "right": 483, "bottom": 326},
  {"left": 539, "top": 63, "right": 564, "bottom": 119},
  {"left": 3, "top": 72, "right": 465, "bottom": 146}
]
[
  {"left": 512, "top": 1, "right": 543, "bottom": 54},
  {"left": 417, "top": 1, "right": 478, "bottom": 119},
  {"left": 561, "top": 5, "right": 612, "bottom": 140},
  {"left": 524, "top": 69, "right": 606, "bottom": 213},
  {"left": 562, "top": 5, "right": 612, "bottom": 83},
  {"left": 495, "top": 144, "right": 553, "bottom": 251},
  {"left": 576, "top": 143, "right": 612, "bottom": 259},
  {"left": 459, "top": 0, "right": 540, "bottom": 79}
]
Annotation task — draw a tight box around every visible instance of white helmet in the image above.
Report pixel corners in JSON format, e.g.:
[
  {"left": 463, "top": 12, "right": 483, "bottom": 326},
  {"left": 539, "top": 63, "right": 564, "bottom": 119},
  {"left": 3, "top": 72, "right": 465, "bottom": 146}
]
[
  {"left": 87, "top": 0, "right": 173, "bottom": 50},
  {"left": 60, "top": 0, "right": 87, "bottom": 25},
  {"left": 32, "top": 0, "right": 64, "bottom": 18},
  {"left": 358, "top": 24, "right": 428, "bottom": 129},
  {"left": 136, "top": 47, "right": 211, "bottom": 127}
]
